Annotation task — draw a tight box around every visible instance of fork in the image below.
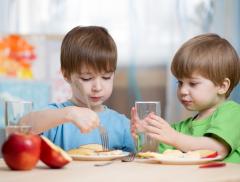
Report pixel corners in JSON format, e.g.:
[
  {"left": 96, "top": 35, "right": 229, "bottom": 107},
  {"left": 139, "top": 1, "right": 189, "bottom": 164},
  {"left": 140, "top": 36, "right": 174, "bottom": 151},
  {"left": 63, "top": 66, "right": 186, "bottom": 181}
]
[
  {"left": 75, "top": 80, "right": 109, "bottom": 151},
  {"left": 94, "top": 152, "right": 135, "bottom": 167},
  {"left": 121, "top": 152, "right": 135, "bottom": 162},
  {"left": 98, "top": 125, "right": 109, "bottom": 151}
]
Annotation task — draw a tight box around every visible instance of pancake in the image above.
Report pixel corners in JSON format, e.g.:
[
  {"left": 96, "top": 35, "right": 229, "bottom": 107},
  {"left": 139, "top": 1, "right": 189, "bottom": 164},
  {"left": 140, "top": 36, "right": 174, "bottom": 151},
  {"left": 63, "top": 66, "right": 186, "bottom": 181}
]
[
  {"left": 67, "top": 144, "right": 103, "bottom": 155},
  {"left": 67, "top": 144, "right": 124, "bottom": 156}
]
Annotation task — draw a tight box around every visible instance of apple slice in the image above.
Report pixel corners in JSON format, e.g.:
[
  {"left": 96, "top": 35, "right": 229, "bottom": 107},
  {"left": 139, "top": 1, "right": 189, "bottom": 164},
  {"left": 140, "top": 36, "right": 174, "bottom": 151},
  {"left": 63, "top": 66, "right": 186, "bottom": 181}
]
[
  {"left": 188, "top": 150, "right": 218, "bottom": 158},
  {"left": 40, "top": 136, "right": 72, "bottom": 169}
]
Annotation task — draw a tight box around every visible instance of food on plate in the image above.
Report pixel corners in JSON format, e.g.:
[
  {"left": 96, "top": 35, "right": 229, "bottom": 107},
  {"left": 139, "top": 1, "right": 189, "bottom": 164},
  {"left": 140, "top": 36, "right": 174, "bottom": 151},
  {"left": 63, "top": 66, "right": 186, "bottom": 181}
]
[
  {"left": 67, "top": 144, "right": 124, "bottom": 156},
  {"left": 136, "top": 149, "right": 218, "bottom": 160},
  {"left": 186, "top": 150, "right": 218, "bottom": 158},
  {"left": 40, "top": 136, "right": 72, "bottom": 169},
  {"left": 1, "top": 133, "right": 41, "bottom": 170},
  {"left": 137, "top": 151, "right": 162, "bottom": 159},
  {"left": 97, "top": 150, "right": 125, "bottom": 156},
  {"left": 162, "top": 149, "right": 185, "bottom": 158},
  {"left": 67, "top": 144, "right": 103, "bottom": 155}
]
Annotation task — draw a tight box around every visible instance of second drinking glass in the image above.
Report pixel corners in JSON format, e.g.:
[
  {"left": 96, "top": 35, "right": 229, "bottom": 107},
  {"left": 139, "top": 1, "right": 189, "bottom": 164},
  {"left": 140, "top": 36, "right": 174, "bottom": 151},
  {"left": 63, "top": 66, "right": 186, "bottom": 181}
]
[
  {"left": 5, "top": 100, "right": 33, "bottom": 138},
  {"left": 135, "top": 101, "right": 161, "bottom": 152}
]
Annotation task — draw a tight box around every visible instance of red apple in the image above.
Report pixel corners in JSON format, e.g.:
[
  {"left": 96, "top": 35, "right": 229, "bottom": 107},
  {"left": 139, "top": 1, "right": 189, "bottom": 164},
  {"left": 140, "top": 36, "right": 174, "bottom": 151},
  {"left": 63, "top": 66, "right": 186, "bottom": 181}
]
[
  {"left": 2, "top": 132, "right": 41, "bottom": 170},
  {"left": 40, "top": 136, "right": 72, "bottom": 168}
]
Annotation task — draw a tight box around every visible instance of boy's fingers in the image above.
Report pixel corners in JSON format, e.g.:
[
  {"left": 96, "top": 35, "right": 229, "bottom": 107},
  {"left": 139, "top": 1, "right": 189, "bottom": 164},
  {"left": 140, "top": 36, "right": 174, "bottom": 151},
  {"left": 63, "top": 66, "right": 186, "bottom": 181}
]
[
  {"left": 130, "top": 107, "right": 135, "bottom": 118},
  {"left": 131, "top": 107, "right": 139, "bottom": 120},
  {"left": 144, "top": 124, "right": 161, "bottom": 134}
]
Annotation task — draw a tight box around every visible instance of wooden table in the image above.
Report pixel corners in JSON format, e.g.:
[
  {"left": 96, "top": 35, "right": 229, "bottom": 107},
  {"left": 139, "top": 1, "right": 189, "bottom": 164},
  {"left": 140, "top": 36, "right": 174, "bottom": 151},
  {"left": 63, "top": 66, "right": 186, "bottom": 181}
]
[{"left": 1, "top": 158, "right": 240, "bottom": 182}]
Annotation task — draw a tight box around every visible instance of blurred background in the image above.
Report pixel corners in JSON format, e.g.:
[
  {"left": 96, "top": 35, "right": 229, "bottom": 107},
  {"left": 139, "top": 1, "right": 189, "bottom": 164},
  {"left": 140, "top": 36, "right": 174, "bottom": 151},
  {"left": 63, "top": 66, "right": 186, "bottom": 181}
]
[{"left": 0, "top": 0, "right": 240, "bottom": 151}]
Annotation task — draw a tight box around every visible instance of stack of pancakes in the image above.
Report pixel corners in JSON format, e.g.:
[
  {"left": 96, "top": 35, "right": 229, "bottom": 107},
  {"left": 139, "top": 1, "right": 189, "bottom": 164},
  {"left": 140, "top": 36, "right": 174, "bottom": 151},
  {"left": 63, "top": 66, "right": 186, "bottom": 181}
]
[{"left": 67, "top": 144, "right": 123, "bottom": 156}]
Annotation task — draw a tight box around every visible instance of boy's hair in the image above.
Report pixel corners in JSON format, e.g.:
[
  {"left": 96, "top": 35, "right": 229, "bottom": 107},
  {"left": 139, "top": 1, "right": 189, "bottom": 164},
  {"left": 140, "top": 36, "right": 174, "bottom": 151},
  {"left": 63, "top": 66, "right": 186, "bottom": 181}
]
[
  {"left": 61, "top": 26, "right": 117, "bottom": 78},
  {"left": 171, "top": 33, "right": 240, "bottom": 97}
]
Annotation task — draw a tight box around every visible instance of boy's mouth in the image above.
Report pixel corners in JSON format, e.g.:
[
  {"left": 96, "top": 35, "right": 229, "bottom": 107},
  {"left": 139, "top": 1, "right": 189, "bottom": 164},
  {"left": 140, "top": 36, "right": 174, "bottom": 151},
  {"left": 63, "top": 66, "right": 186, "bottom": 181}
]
[
  {"left": 90, "top": 96, "right": 102, "bottom": 102},
  {"left": 181, "top": 100, "right": 192, "bottom": 105}
]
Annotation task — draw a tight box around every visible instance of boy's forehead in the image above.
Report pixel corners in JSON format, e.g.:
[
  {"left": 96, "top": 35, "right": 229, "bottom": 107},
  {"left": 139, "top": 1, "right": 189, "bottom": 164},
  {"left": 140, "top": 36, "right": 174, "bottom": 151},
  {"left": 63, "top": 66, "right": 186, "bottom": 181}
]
[
  {"left": 78, "top": 65, "right": 111, "bottom": 74},
  {"left": 178, "top": 71, "right": 204, "bottom": 80}
]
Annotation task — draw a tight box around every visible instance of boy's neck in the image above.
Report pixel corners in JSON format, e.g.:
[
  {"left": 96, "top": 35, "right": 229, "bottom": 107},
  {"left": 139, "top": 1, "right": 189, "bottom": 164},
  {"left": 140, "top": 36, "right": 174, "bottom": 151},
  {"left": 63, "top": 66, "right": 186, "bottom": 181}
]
[{"left": 195, "top": 99, "right": 226, "bottom": 120}]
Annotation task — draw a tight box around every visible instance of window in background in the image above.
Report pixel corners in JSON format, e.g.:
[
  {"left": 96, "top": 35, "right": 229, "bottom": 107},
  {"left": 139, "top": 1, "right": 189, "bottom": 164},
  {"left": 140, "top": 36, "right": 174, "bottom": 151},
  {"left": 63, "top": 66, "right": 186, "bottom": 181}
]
[{"left": 0, "top": 0, "right": 239, "bottom": 121}]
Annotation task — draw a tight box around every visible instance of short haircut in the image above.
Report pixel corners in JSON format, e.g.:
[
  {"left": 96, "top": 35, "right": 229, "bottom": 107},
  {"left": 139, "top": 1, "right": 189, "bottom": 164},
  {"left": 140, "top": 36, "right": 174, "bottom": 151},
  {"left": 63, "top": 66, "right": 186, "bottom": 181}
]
[
  {"left": 171, "top": 33, "right": 240, "bottom": 97},
  {"left": 61, "top": 26, "right": 117, "bottom": 78}
]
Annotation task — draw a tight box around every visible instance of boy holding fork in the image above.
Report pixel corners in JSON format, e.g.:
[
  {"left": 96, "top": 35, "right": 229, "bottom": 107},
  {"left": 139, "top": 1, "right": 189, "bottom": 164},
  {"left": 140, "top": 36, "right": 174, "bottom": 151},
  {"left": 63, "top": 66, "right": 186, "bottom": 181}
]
[{"left": 22, "top": 26, "right": 135, "bottom": 152}]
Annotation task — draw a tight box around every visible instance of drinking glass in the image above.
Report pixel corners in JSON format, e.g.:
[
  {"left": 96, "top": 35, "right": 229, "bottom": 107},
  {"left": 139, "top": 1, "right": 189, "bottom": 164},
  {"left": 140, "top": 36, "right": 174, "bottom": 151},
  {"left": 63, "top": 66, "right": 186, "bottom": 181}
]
[
  {"left": 5, "top": 100, "right": 33, "bottom": 138},
  {"left": 135, "top": 101, "right": 161, "bottom": 152}
]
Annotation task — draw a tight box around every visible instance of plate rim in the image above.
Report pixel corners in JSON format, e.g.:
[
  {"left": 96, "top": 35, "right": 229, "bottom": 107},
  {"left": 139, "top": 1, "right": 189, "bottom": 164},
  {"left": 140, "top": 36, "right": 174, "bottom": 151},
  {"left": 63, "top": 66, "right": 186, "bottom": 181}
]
[{"left": 150, "top": 155, "right": 223, "bottom": 165}]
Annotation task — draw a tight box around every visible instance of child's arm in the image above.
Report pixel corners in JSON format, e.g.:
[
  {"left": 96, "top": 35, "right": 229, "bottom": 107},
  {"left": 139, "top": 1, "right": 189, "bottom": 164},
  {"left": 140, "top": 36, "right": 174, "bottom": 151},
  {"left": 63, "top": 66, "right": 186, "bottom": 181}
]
[
  {"left": 20, "top": 106, "right": 100, "bottom": 134},
  {"left": 144, "top": 113, "right": 229, "bottom": 158}
]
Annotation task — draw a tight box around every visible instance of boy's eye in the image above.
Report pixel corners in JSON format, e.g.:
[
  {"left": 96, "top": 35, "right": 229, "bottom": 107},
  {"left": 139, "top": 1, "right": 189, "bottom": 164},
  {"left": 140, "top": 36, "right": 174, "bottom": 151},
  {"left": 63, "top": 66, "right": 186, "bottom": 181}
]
[
  {"left": 189, "top": 82, "right": 198, "bottom": 87},
  {"left": 102, "top": 76, "right": 111, "bottom": 80},
  {"left": 80, "top": 77, "right": 92, "bottom": 81},
  {"left": 102, "top": 73, "right": 113, "bottom": 80},
  {"left": 177, "top": 80, "right": 183, "bottom": 87}
]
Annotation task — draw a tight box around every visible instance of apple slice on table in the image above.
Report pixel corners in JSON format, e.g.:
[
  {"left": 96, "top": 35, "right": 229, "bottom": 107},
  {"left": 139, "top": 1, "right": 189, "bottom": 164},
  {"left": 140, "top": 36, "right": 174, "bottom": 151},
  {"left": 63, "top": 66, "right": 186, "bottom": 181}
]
[
  {"left": 2, "top": 133, "right": 41, "bottom": 170},
  {"left": 40, "top": 136, "right": 72, "bottom": 168}
]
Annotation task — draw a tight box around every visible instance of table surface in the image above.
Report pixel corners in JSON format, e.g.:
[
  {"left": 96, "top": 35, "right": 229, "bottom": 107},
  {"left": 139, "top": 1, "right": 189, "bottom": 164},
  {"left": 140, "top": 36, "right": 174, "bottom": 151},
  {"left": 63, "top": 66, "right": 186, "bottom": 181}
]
[{"left": 1, "top": 158, "right": 240, "bottom": 182}]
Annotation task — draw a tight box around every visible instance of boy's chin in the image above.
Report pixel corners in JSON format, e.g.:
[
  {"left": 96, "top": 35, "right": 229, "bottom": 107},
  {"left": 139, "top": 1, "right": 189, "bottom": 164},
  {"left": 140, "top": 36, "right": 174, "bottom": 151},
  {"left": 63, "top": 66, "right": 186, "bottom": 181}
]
[{"left": 183, "top": 105, "right": 196, "bottom": 111}]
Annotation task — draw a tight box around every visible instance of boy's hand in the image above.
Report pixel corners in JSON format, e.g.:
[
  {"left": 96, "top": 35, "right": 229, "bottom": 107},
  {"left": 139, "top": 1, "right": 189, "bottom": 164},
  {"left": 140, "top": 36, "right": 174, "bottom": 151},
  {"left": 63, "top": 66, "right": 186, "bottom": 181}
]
[
  {"left": 130, "top": 107, "right": 147, "bottom": 138},
  {"left": 65, "top": 106, "right": 100, "bottom": 133},
  {"left": 130, "top": 107, "right": 138, "bottom": 138},
  {"left": 143, "top": 113, "right": 177, "bottom": 146}
]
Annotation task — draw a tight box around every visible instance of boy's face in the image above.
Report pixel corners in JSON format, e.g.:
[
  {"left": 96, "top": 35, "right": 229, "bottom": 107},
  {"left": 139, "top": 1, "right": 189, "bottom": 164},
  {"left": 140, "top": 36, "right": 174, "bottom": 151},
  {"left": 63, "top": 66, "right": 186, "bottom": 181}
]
[
  {"left": 176, "top": 72, "right": 225, "bottom": 115},
  {"left": 67, "top": 66, "right": 114, "bottom": 112}
]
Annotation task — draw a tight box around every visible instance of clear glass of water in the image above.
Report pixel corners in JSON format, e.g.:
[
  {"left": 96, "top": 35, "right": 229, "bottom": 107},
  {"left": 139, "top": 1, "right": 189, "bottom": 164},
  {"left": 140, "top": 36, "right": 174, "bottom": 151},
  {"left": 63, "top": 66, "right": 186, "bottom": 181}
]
[
  {"left": 135, "top": 101, "right": 161, "bottom": 152},
  {"left": 5, "top": 100, "right": 33, "bottom": 138}
]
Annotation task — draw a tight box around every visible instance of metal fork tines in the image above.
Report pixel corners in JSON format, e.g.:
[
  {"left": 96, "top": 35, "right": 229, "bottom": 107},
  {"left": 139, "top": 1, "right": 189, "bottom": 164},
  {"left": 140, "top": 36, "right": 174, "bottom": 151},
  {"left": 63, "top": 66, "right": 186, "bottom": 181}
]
[
  {"left": 94, "top": 153, "right": 135, "bottom": 167},
  {"left": 121, "top": 153, "right": 135, "bottom": 162},
  {"left": 99, "top": 125, "right": 109, "bottom": 151}
]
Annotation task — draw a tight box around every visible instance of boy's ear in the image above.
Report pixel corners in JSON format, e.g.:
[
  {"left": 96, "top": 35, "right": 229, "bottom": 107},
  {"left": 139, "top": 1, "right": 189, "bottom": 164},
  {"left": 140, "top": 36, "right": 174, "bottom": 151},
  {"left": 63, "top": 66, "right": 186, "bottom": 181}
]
[{"left": 218, "top": 78, "right": 230, "bottom": 95}]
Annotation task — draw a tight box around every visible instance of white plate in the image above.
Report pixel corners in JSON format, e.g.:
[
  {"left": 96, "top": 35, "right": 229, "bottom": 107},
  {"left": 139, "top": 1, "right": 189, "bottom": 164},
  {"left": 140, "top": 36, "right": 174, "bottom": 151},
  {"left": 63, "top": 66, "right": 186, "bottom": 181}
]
[
  {"left": 70, "top": 151, "right": 129, "bottom": 161},
  {"left": 150, "top": 155, "right": 223, "bottom": 165}
]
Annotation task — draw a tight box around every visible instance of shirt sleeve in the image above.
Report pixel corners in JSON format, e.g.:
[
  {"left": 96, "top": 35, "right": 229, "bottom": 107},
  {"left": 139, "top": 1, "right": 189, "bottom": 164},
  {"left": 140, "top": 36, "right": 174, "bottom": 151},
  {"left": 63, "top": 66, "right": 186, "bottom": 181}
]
[{"left": 204, "top": 103, "right": 240, "bottom": 154}]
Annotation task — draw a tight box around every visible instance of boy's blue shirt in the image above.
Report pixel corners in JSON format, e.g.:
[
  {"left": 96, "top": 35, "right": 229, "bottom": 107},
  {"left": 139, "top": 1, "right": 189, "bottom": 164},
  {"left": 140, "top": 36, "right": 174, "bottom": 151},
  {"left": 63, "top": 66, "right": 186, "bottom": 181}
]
[{"left": 41, "top": 100, "right": 135, "bottom": 152}]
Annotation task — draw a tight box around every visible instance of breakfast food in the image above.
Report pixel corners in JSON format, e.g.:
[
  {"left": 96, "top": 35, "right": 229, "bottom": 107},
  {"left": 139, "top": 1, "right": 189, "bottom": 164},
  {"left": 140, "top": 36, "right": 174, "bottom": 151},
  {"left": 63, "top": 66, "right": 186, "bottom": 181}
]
[
  {"left": 186, "top": 150, "right": 218, "bottom": 158},
  {"left": 137, "top": 149, "right": 218, "bottom": 160},
  {"left": 68, "top": 144, "right": 103, "bottom": 155},
  {"left": 40, "top": 136, "right": 72, "bottom": 169},
  {"left": 2, "top": 133, "right": 41, "bottom": 170},
  {"left": 137, "top": 151, "right": 163, "bottom": 159},
  {"left": 162, "top": 149, "right": 185, "bottom": 158},
  {"left": 67, "top": 144, "right": 124, "bottom": 156}
]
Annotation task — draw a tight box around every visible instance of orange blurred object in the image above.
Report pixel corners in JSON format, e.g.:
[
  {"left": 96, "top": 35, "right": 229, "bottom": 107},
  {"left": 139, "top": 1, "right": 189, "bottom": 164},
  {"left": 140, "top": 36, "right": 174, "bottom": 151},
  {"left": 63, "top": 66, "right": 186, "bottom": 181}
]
[{"left": 0, "top": 34, "right": 36, "bottom": 79}]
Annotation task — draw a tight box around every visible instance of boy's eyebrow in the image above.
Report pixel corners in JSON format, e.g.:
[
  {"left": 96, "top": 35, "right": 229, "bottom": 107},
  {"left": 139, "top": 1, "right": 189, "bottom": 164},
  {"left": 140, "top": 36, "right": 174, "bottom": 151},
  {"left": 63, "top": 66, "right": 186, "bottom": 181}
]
[{"left": 79, "top": 71, "right": 93, "bottom": 75}]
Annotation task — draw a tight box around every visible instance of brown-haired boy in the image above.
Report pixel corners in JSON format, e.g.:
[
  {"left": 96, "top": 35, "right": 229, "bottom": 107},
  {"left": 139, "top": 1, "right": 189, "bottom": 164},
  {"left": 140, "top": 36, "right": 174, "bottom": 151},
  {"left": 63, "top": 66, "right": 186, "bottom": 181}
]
[
  {"left": 131, "top": 33, "right": 240, "bottom": 163},
  {"left": 22, "top": 26, "right": 135, "bottom": 152}
]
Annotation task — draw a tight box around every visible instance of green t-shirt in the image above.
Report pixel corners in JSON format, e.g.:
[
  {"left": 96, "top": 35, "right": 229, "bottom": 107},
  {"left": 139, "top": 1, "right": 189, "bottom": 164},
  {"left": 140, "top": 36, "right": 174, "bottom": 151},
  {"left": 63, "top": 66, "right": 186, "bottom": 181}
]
[{"left": 158, "top": 100, "right": 240, "bottom": 163}]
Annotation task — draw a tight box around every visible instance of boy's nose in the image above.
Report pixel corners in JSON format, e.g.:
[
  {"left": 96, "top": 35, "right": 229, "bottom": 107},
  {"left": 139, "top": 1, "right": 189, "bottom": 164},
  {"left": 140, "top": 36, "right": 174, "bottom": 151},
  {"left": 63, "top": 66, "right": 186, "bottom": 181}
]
[
  {"left": 179, "top": 85, "right": 189, "bottom": 95},
  {"left": 92, "top": 78, "right": 102, "bottom": 91}
]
